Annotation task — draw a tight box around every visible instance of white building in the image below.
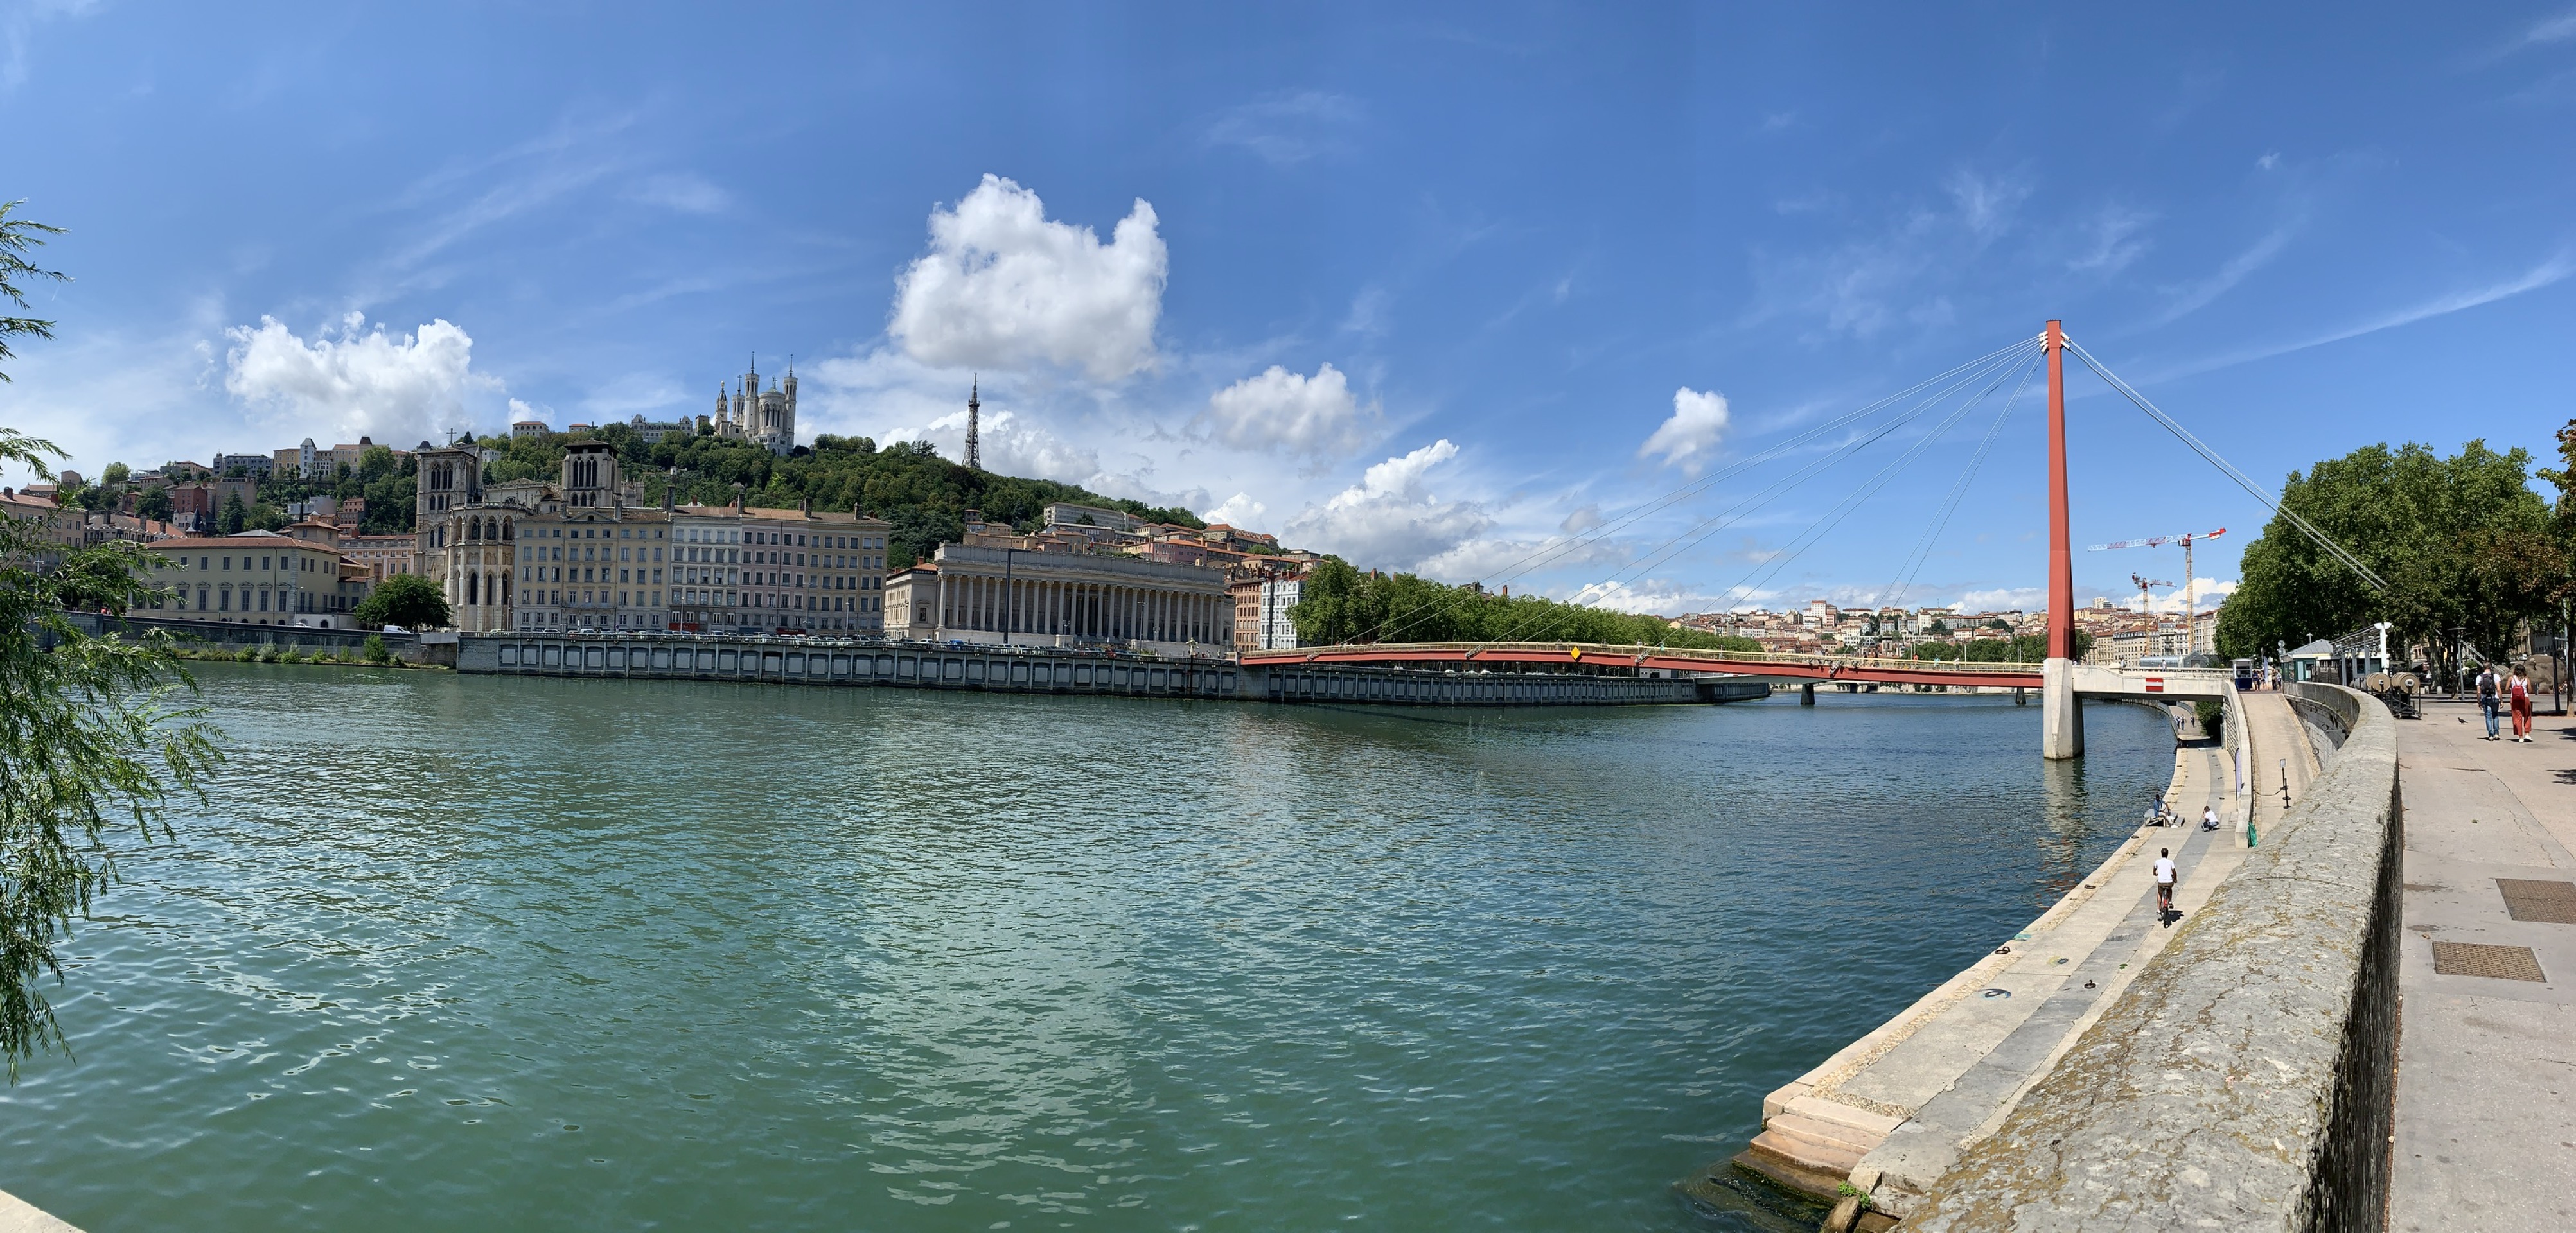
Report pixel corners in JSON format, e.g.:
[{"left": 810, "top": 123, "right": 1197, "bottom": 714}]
[
  {"left": 1257, "top": 575, "right": 1302, "bottom": 650},
  {"left": 885, "top": 543, "right": 1231, "bottom": 656}
]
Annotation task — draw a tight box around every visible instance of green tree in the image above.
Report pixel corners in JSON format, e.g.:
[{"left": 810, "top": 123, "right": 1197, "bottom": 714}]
[
  {"left": 1284, "top": 555, "right": 1762, "bottom": 651},
  {"left": 0, "top": 200, "right": 66, "bottom": 382},
  {"left": 0, "top": 425, "right": 222, "bottom": 1076},
  {"left": 216, "top": 492, "right": 248, "bottom": 535},
  {"left": 2218, "top": 441, "right": 2555, "bottom": 670},
  {"left": 351, "top": 573, "right": 451, "bottom": 630},
  {"left": 100, "top": 462, "right": 128, "bottom": 485},
  {"left": 132, "top": 486, "right": 172, "bottom": 522}
]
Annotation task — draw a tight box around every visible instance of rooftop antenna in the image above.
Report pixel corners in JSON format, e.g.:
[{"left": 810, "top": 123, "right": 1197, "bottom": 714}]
[{"left": 966, "top": 376, "right": 982, "bottom": 471}]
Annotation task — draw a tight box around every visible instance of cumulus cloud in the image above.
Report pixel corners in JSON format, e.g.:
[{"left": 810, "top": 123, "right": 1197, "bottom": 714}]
[
  {"left": 1198, "top": 362, "right": 1376, "bottom": 459},
  {"left": 1955, "top": 586, "right": 2046, "bottom": 611},
  {"left": 1285, "top": 439, "right": 1491, "bottom": 573},
  {"left": 890, "top": 175, "right": 1167, "bottom": 383},
  {"left": 1206, "top": 492, "right": 1267, "bottom": 526},
  {"left": 2144, "top": 577, "right": 2237, "bottom": 615},
  {"left": 1564, "top": 579, "right": 1711, "bottom": 615},
  {"left": 1639, "top": 387, "right": 1731, "bottom": 474},
  {"left": 223, "top": 312, "right": 502, "bottom": 444},
  {"left": 1418, "top": 532, "right": 1627, "bottom": 586}
]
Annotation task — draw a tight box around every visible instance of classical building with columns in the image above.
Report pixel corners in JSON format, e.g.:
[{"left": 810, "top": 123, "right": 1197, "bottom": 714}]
[{"left": 883, "top": 543, "right": 1232, "bottom": 656}]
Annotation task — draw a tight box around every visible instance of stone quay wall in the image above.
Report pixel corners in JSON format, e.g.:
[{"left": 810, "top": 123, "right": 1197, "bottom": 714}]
[
  {"left": 54, "top": 609, "right": 439, "bottom": 663},
  {"left": 461, "top": 633, "right": 1760, "bottom": 708},
  {"left": 1905, "top": 683, "right": 2399, "bottom": 1232}
]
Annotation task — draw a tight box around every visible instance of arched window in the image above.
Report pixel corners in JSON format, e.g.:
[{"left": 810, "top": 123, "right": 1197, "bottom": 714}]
[
  {"left": 501, "top": 520, "right": 513, "bottom": 541},
  {"left": 469, "top": 519, "right": 482, "bottom": 541},
  {"left": 468, "top": 572, "right": 479, "bottom": 606},
  {"left": 500, "top": 574, "right": 511, "bottom": 605}
]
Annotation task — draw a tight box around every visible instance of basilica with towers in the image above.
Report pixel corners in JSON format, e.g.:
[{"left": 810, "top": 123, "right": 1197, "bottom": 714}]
[{"left": 711, "top": 358, "right": 797, "bottom": 455}]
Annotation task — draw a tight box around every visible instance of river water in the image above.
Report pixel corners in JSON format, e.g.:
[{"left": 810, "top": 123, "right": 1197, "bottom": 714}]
[{"left": 0, "top": 664, "right": 2171, "bottom": 1231}]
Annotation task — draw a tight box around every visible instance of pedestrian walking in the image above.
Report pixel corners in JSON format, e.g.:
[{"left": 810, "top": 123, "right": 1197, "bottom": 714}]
[
  {"left": 2510, "top": 664, "right": 2534, "bottom": 743},
  {"left": 2153, "top": 848, "right": 2178, "bottom": 924},
  {"left": 2478, "top": 665, "right": 2503, "bottom": 740}
]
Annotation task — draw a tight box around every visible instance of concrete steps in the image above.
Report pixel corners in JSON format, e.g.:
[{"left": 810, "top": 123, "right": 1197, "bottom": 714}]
[{"left": 1743, "top": 1096, "right": 1899, "bottom": 1178}]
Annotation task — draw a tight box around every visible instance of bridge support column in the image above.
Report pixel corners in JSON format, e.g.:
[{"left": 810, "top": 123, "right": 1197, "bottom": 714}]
[
  {"left": 2043, "top": 658, "right": 2084, "bottom": 759},
  {"left": 1799, "top": 682, "right": 1815, "bottom": 705},
  {"left": 2015, "top": 686, "right": 2028, "bottom": 706}
]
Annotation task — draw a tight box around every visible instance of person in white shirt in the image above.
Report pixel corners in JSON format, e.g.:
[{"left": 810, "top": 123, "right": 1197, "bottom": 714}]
[
  {"left": 2201, "top": 805, "right": 2219, "bottom": 831},
  {"left": 2153, "top": 848, "right": 2178, "bottom": 924}
]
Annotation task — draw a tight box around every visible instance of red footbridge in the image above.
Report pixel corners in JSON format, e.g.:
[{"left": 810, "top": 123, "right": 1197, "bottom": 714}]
[{"left": 1242, "top": 642, "right": 2044, "bottom": 690}]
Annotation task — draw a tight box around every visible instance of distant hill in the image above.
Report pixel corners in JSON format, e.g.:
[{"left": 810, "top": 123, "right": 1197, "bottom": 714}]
[{"left": 481, "top": 426, "right": 1203, "bottom": 568}]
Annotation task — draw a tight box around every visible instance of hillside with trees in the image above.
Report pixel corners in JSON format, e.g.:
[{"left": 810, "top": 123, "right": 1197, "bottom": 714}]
[
  {"left": 479, "top": 425, "right": 1200, "bottom": 568},
  {"left": 1287, "top": 556, "right": 1761, "bottom": 651}
]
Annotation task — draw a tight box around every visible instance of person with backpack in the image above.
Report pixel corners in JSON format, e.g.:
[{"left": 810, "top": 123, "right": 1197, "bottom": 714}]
[
  {"left": 2509, "top": 665, "right": 2534, "bottom": 743},
  {"left": 2478, "top": 665, "right": 2503, "bottom": 740}
]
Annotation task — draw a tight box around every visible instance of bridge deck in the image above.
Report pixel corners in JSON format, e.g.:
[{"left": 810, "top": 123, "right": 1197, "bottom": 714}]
[{"left": 1245, "top": 642, "right": 2237, "bottom": 697}]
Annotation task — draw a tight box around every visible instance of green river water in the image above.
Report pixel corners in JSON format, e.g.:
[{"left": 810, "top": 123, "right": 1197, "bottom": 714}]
[{"left": 0, "top": 663, "right": 2170, "bottom": 1231}]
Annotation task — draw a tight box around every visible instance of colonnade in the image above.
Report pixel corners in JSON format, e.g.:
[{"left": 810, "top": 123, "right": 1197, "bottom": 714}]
[{"left": 940, "top": 574, "right": 1226, "bottom": 645}]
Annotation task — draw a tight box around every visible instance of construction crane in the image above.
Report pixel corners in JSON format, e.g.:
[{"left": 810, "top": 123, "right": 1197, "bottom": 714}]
[
  {"left": 2092, "top": 528, "right": 2225, "bottom": 656},
  {"left": 2130, "top": 573, "right": 2173, "bottom": 615}
]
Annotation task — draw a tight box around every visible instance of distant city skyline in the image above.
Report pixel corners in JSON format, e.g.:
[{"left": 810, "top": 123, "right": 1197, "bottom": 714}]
[{"left": 2, "top": 4, "right": 2569, "bottom": 616}]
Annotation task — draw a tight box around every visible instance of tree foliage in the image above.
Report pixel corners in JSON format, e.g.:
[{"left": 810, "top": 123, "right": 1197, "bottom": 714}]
[
  {"left": 1907, "top": 631, "right": 2092, "bottom": 663},
  {"left": 2216, "top": 440, "right": 2561, "bottom": 666},
  {"left": 1285, "top": 555, "right": 1763, "bottom": 651},
  {"left": 351, "top": 572, "right": 451, "bottom": 630},
  {"left": 0, "top": 426, "right": 220, "bottom": 1077},
  {"left": 0, "top": 200, "right": 66, "bottom": 383},
  {"left": 477, "top": 426, "right": 1198, "bottom": 568}
]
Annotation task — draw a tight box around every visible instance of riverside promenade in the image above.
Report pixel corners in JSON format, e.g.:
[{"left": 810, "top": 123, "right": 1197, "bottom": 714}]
[
  {"left": 1698, "top": 690, "right": 2321, "bottom": 1227},
  {"left": 2391, "top": 699, "right": 2576, "bottom": 1230}
]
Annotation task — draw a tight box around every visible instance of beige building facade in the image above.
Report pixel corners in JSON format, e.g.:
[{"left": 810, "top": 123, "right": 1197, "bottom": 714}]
[{"left": 146, "top": 529, "right": 371, "bottom": 625}]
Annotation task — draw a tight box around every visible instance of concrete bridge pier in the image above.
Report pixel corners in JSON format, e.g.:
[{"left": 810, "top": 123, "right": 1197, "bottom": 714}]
[
  {"left": 2013, "top": 686, "right": 2027, "bottom": 706},
  {"left": 2042, "top": 658, "right": 2083, "bottom": 758},
  {"left": 1800, "top": 683, "right": 1815, "bottom": 705}
]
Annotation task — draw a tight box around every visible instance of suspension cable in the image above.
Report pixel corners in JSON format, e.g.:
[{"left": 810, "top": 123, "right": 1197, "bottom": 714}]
[
  {"left": 1346, "top": 337, "right": 2046, "bottom": 646},
  {"left": 2066, "top": 340, "right": 2388, "bottom": 592},
  {"left": 1485, "top": 338, "right": 2041, "bottom": 644}
]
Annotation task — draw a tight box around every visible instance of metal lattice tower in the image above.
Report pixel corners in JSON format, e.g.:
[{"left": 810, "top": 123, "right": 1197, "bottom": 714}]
[{"left": 966, "top": 377, "right": 981, "bottom": 471}]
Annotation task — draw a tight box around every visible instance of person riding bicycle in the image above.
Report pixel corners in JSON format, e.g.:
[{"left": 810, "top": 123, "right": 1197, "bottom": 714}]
[{"left": 2153, "top": 848, "right": 2178, "bottom": 924}]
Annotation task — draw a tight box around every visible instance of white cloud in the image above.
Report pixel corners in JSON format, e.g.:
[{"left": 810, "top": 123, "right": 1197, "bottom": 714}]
[
  {"left": 890, "top": 175, "right": 1167, "bottom": 383},
  {"left": 223, "top": 312, "right": 502, "bottom": 446},
  {"left": 1421, "top": 533, "right": 1628, "bottom": 586},
  {"left": 1945, "top": 170, "right": 2031, "bottom": 241},
  {"left": 2144, "top": 577, "right": 2237, "bottom": 615},
  {"left": 1955, "top": 586, "right": 2046, "bottom": 612},
  {"left": 1285, "top": 439, "right": 1491, "bottom": 573},
  {"left": 2518, "top": 6, "right": 2576, "bottom": 47},
  {"left": 2148, "top": 224, "right": 2297, "bottom": 326},
  {"left": 1564, "top": 579, "right": 1708, "bottom": 615},
  {"left": 1206, "top": 492, "right": 1266, "bottom": 526},
  {"left": 1204, "top": 91, "right": 1364, "bottom": 166},
  {"left": 2070, "top": 206, "right": 2155, "bottom": 274},
  {"left": 1198, "top": 362, "right": 1376, "bottom": 459},
  {"left": 1639, "top": 387, "right": 1731, "bottom": 475},
  {"left": 629, "top": 172, "right": 728, "bottom": 214}
]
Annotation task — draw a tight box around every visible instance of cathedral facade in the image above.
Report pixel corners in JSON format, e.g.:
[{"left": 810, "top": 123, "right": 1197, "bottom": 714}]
[{"left": 711, "top": 360, "right": 797, "bottom": 455}]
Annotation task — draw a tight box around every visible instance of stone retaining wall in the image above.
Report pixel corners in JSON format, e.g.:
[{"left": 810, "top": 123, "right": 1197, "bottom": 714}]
[{"left": 1903, "top": 684, "right": 2399, "bottom": 1232}]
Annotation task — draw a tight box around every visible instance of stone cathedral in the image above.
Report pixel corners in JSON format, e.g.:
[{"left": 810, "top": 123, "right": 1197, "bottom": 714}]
[{"left": 712, "top": 359, "right": 797, "bottom": 455}]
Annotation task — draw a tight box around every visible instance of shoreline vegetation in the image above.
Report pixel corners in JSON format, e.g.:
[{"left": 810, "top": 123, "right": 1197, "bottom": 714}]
[{"left": 161, "top": 636, "right": 437, "bottom": 670}]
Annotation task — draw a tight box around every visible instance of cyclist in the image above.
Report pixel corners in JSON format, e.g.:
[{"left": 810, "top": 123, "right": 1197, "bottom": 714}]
[{"left": 2153, "top": 848, "right": 2178, "bottom": 923}]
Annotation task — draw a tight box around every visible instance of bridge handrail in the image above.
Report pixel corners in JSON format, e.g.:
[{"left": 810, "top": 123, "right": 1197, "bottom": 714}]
[{"left": 1243, "top": 641, "right": 2062, "bottom": 675}]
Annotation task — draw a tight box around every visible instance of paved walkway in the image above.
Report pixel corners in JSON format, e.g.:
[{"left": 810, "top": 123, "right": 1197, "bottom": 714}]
[
  {"left": 1717, "top": 696, "right": 2313, "bottom": 1221},
  {"left": 2391, "top": 700, "right": 2576, "bottom": 1232}
]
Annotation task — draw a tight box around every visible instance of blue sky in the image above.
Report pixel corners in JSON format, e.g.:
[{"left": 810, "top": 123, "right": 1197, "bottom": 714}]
[{"left": 3, "top": 3, "right": 2571, "bottom": 616}]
